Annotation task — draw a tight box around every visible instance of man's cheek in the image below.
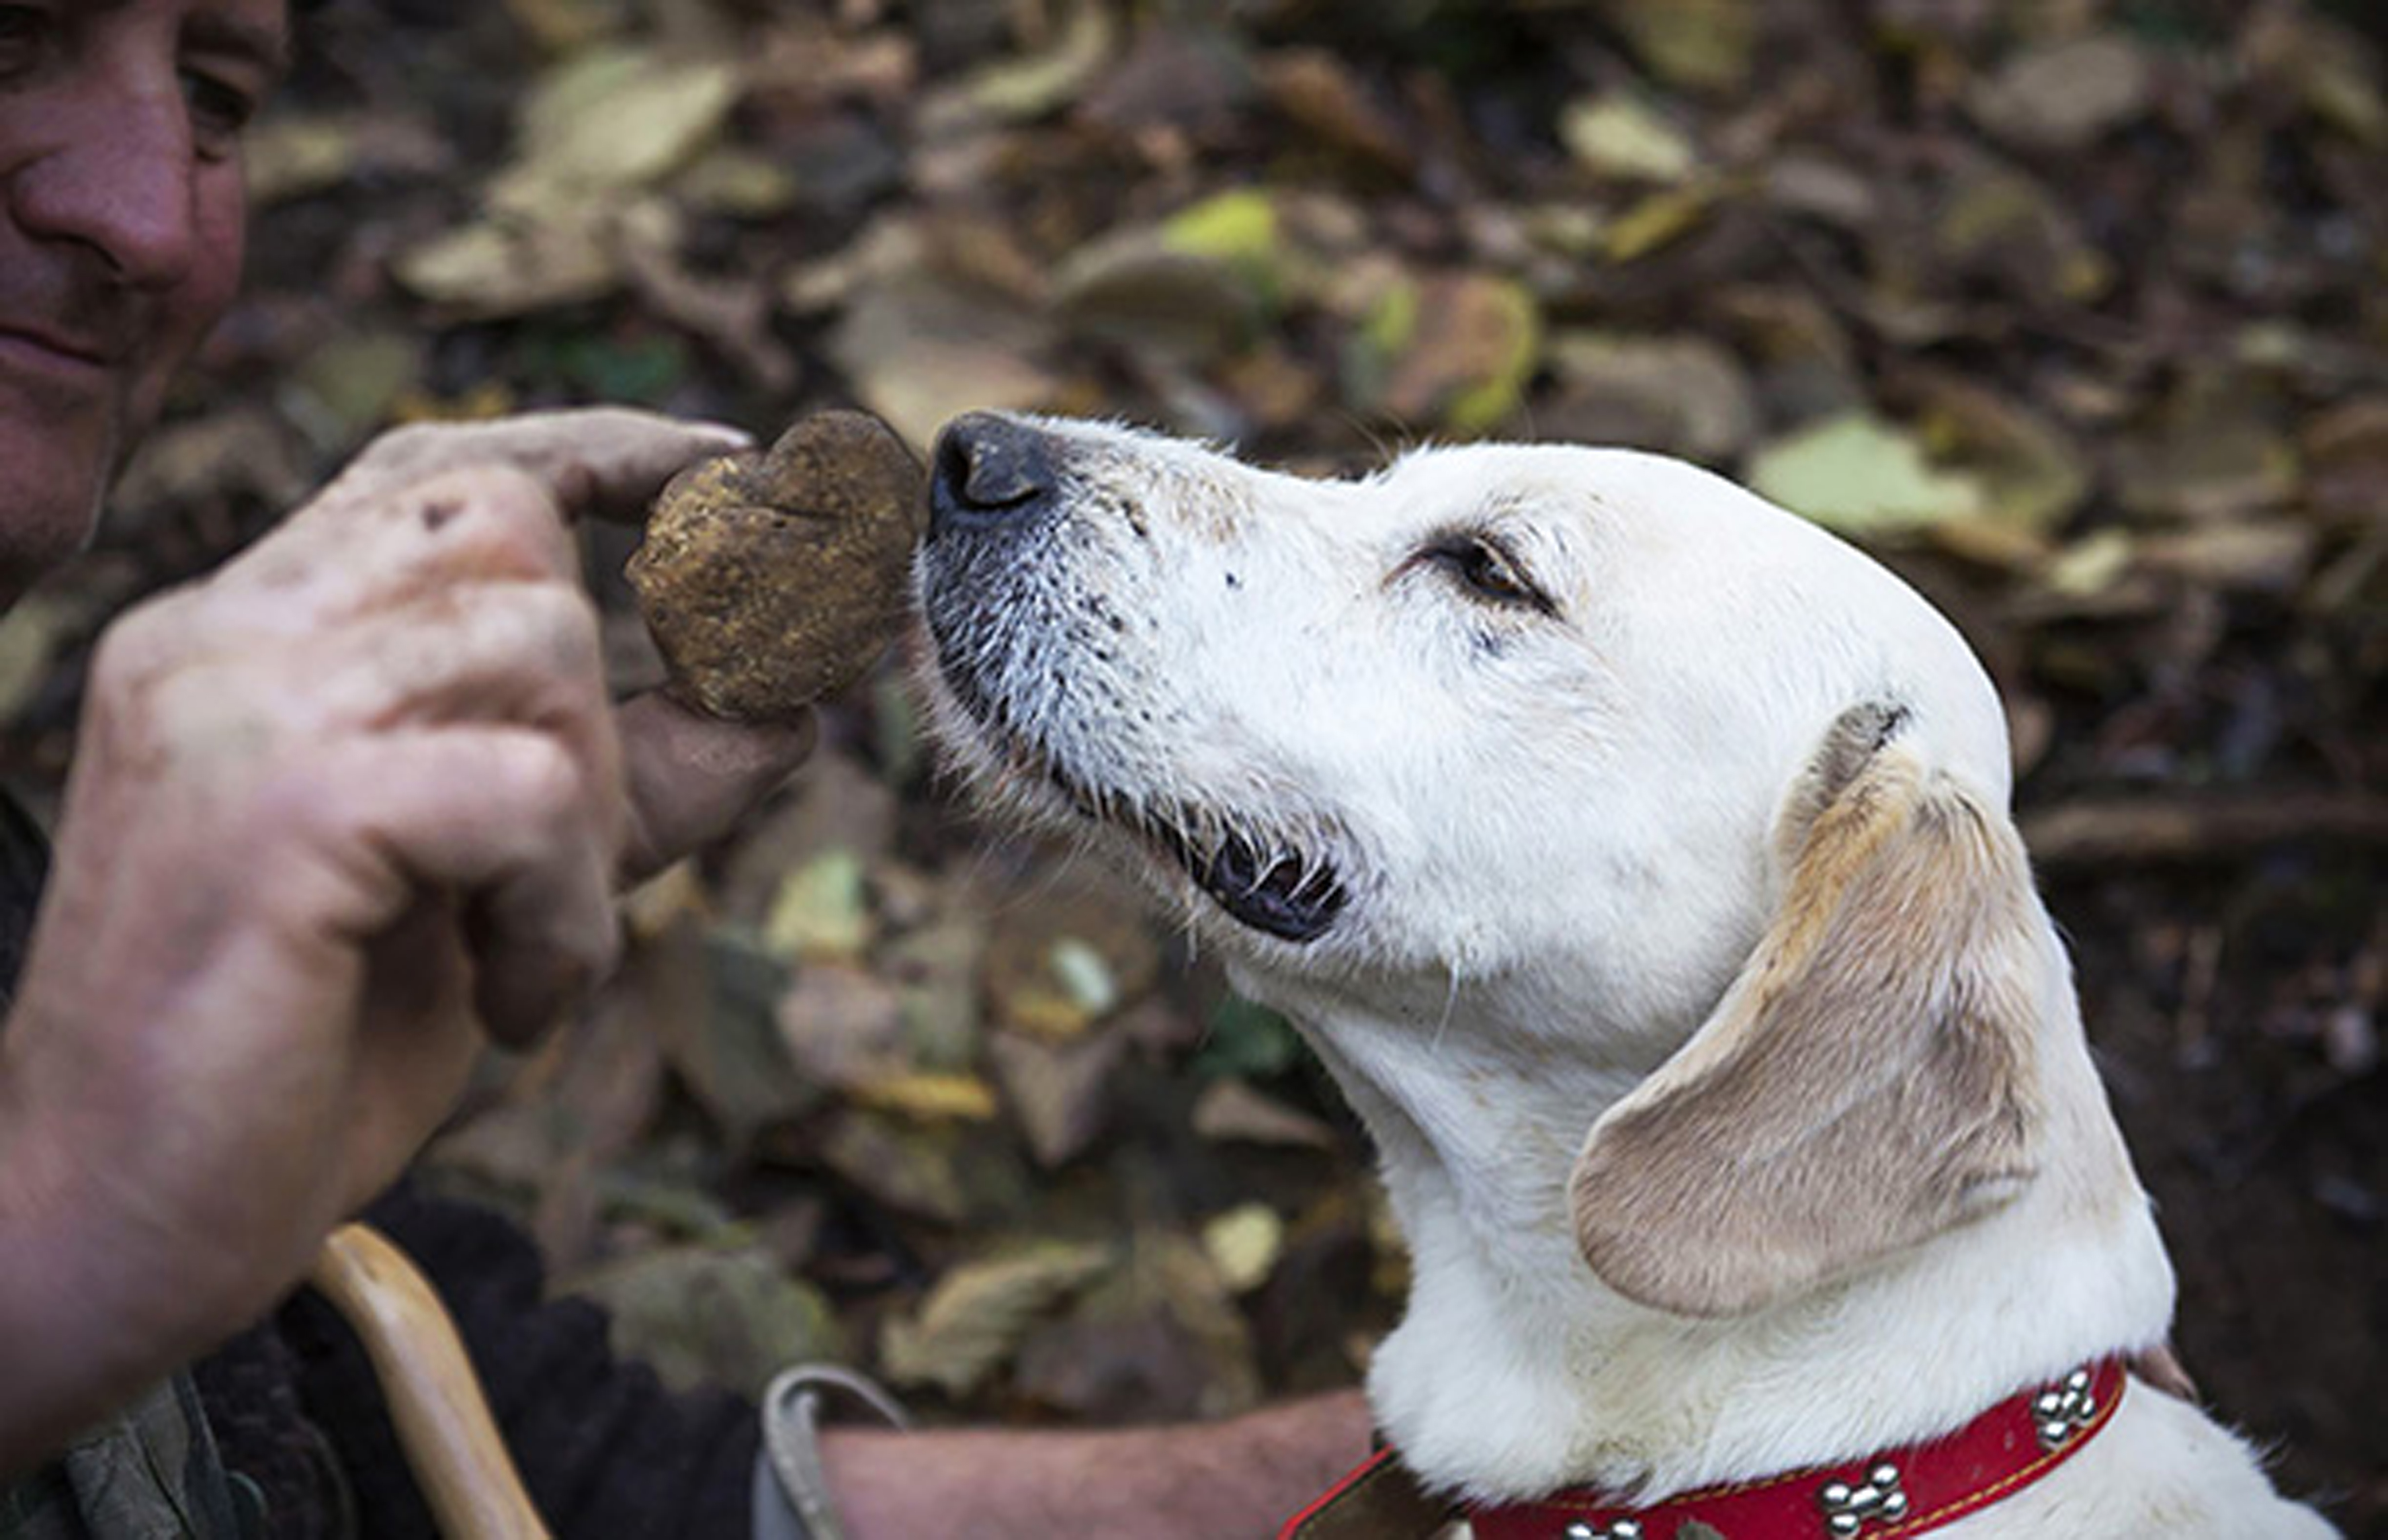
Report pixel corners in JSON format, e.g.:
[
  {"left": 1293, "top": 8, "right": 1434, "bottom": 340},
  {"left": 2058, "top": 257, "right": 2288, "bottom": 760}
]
[{"left": 132, "top": 170, "right": 249, "bottom": 428}]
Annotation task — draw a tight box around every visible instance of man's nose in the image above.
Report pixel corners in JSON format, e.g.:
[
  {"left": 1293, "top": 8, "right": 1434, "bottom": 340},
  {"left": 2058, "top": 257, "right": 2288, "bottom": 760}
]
[
  {"left": 930, "top": 413, "right": 1060, "bottom": 537},
  {"left": 15, "top": 89, "right": 200, "bottom": 290}
]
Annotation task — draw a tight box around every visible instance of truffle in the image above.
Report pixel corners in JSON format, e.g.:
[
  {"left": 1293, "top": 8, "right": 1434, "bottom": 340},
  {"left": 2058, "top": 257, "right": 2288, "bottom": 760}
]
[{"left": 627, "top": 411, "right": 926, "bottom": 723}]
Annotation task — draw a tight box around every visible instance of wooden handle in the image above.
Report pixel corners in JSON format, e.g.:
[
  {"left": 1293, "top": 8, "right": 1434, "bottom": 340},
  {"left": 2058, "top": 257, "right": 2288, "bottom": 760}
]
[{"left": 308, "top": 1224, "right": 553, "bottom": 1540}]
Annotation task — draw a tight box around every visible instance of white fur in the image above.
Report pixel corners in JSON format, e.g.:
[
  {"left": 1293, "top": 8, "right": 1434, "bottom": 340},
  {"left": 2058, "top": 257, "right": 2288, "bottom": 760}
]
[{"left": 912, "top": 416, "right": 2337, "bottom": 1535}]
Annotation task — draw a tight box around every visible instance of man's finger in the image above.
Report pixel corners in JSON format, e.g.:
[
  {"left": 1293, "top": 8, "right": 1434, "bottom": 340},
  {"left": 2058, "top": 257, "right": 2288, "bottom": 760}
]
[
  {"left": 615, "top": 690, "right": 815, "bottom": 883},
  {"left": 301, "top": 727, "right": 624, "bottom": 1047},
  {"left": 327, "top": 410, "right": 751, "bottom": 527}
]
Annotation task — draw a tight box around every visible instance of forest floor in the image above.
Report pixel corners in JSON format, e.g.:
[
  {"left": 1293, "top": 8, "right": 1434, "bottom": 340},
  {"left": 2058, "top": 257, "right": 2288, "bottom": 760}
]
[{"left": 1, "top": 0, "right": 2379, "bottom": 1531}]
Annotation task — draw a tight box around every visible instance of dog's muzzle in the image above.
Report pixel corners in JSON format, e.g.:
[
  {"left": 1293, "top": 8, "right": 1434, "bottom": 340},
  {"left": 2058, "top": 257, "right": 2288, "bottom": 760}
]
[{"left": 918, "top": 415, "right": 1349, "bottom": 945}]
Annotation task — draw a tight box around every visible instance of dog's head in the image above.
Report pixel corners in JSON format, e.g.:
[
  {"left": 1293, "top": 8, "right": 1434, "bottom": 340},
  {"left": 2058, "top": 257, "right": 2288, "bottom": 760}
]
[{"left": 914, "top": 412, "right": 2058, "bottom": 1316}]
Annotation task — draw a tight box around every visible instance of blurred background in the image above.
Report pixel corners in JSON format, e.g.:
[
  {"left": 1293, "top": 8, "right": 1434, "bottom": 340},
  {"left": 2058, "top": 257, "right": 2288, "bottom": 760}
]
[{"left": 1, "top": 0, "right": 2378, "bottom": 1530}]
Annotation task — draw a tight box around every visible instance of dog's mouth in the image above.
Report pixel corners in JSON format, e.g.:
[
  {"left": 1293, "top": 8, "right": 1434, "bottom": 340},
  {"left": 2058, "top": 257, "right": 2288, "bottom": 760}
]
[
  {"left": 933, "top": 634, "right": 1347, "bottom": 942},
  {"left": 1158, "top": 814, "right": 1347, "bottom": 944},
  {"left": 1045, "top": 762, "right": 1348, "bottom": 945}
]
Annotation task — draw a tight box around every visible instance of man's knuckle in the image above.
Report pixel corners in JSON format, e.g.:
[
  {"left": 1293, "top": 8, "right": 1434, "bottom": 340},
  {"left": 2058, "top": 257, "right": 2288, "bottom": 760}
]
[
  {"left": 522, "top": 584, "right": 604, "bottom": 671},
  {"left": 500, "top": 732, "right": 586, "bottom": 817},
  {"left": 445, "top": 470, "right": 570, "bottom": 567},
  {"left": 89, "top": 603, "right": 176, "bottom": 688}
]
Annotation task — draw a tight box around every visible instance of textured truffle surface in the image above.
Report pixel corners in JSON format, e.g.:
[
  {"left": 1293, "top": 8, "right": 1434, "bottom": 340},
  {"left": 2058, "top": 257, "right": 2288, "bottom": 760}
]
[{"left": 627, "top": 411, "right": 925, "bottom": 723}]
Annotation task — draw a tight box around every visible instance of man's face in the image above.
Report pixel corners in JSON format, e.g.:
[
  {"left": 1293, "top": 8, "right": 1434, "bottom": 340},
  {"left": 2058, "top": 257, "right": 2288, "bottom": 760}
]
[{"left": 0, "top": 0, "right": 286, "bottom": 603}]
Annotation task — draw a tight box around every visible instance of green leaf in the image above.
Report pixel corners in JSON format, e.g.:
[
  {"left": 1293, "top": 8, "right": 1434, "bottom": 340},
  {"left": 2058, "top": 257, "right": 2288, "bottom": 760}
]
[
  {"left": 1194, "top": 998, "right": 1305, "bottom": 1082},
  {"left": 1748, "top": 412, "right": 1986, "bottom": 536}
]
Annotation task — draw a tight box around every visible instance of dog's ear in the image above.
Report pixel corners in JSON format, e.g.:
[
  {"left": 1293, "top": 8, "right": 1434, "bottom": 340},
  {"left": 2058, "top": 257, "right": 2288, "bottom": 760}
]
[{"left": 1568, "top": 702, "right": 2046, "bottom": 1316}]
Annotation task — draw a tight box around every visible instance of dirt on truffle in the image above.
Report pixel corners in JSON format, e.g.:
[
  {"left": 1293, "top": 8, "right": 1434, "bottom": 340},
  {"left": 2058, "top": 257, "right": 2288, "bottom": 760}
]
[{"left": 628, "top": 411, "right": 926, "bottom": 724}]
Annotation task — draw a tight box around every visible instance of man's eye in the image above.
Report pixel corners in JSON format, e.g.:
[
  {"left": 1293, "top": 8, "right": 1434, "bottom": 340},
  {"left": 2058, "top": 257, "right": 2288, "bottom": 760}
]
[
  {"left": 0, "top": 6, "right": 57, "bottom": 74},
  {"left": 183, "top": 69, "right": 259, "bottom": 151},
  {"left": 1427, "top": 535, "right": 1554, "bottom": 615}
]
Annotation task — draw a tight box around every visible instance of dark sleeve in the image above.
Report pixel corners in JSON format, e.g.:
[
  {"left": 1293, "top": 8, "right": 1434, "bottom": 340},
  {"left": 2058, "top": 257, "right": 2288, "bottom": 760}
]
[
  {"left": 0, "top": 785, "right": 51, "bottom": 1014},
  {"left": 278, "top": 1183, "right": 760, "bottom": 1540}
]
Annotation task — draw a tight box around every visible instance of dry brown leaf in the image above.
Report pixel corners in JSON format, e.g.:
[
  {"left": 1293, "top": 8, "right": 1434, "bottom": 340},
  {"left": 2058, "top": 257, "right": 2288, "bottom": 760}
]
[
  {"left": 1190, "top": 1077, "right": 1339, "bottom": 1151},
  {"left": 880, "top": 1241, "right": 1114, "bottom": 1397},
  {"left": 988, "top": 1027, "right": 1126, "bottom": 1168}
]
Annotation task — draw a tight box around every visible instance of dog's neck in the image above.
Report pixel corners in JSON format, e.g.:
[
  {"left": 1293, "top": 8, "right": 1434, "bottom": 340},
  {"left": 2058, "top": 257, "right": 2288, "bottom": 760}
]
[{"left": 1242, "top": 953, "right": 2179, "bottom": 1507}]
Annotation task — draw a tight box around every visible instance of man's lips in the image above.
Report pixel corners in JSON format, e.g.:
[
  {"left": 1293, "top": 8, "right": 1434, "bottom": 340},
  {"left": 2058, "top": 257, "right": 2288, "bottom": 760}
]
[
  {"left": 0, "top": 324, "right": 118, "bottom": 391},
  {"left": 0, "top": 322, "right": 112, "bottom": 364}
]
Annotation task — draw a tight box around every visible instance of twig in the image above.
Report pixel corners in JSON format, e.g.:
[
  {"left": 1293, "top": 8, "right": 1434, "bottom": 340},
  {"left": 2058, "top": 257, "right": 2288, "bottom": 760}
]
[{"left": 2020, "top": 793, "right": 2388, "bottom": 870}]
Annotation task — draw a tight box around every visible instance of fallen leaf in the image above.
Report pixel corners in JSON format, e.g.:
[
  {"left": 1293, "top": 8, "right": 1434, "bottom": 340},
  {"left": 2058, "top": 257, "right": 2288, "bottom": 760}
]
[
  {"left": 391, "top": 208, "right": 622, "bottom": 318},
  {"left": 675, "top": 144, "right": 803, "bottom": 218},
  {"left": 493, "top": 44, "right": 741, "bottom": 210},
  {"left": 1559, "top": 92, "right": 1697, "bottom": 184},
  {"left": 1190, "top": 1077, "right": 1338, "bottom": 1151},
  {"left": 846, "top": 1069, "right": 1002, "bottom": 1123},
  {"left": 762, "top": 849, "right": 876, "bottom": 963},
  {"left": 815, "top": 1108, "right": 970, "bottom": 1223},
  {"left": 1602, "top": 182, "right": 1726, "bottom": 264},
  {"left": 829, "top": 268, "right": 1056, "bottom": 451},
  {"left": 1596, "top": 0, "right": 1755, "bottom": 93},
  {"left": 1914, "top": 375, "right": 2090, "bottom": 543},
  {"left": 1761, "top": 152, "right": 1878, "bottom": 231},
  {"left": 1747, "top": 412, "right": 1987, "bottom": 537},
  {"left": 654, "top": 925, "right": 818, "bottom": 1146},
  {"left": 918, "top": 3, "right": 1115, "bottom": 132},
  {"left": 1373, "top": 272, "right": 1539, "bottom": 435},
  {"left": 502, "top": 0, "right": 627, "bottom": 53},
  {"left": 1054, "top": 232, "right": 1267, "bottom": 360},
  {"left": 1968, "top": 35, "right": 2153, "bottom": 152},
  {"left": 884, "top": 915, "right": 989, "bottom": 1070},
  {"left": 1190, "top": 997, "right": 1306, "bottom": 1083},
  {"left": 1013, "top": 1233, "right": 1259, "bottom": 1420},
  {"left": 1544, "top": 332, "right": 1757, "bottom": 460},
  {"left": 716, "top": 747, "right": 900, "bottom": 929},
  {"left": 2246, "top": 10, "right": 2388, "bottom": 149},
  {"left": 243, "top": 114, "right": 362, "bottom": 206},
  {"left": 2300, "top": 397, "right": 2388, "bottom": 522},
  {"left": 880, "top": 1241, "right": 1114, "bottom": 1397},
  {"left": 2044, "top": 529, "right": 2137, "bottom": 601},
  {"left": 1258, "top": 48, "right": 1415, "bottom": 176},
  {"left": 1202, "top": 1203, "right": 1284, "bottom": 1295},
  {"left": 289, "top": 329, "right": 425, "bottom": 444},
  {"left": 0, "top": 594, "right": 81, "bottom": 727},
  {"left": 2137, "top": 523, "right": 2317, "bottom": 595},
  {"left": 569, "top": 1244, "right": 843, "bottom": 1400},
  {"left": 989, "top": 1027, "right": 1126, "bottom": 1168},
  {"left": 2110, "top": 375, "right": 2298, "bottom": 523},
  {"left": 776, "top": 961, "right": 908, "bottom": 1089},
  {"left": 1160, "top": 188, "right": 1295, "bottom": 307},
  {"left": 106, "top": 407, "right": 312, "bottom": 531},
  {"left": 983, "top": 877, "right": 1160, "bottom": 1042},
  {"left": 1079, "top": 20, "right": 1259, "bottom": 142},
  {"left": 1932, "top": 160, "right": 2112, "bottom": 304}
]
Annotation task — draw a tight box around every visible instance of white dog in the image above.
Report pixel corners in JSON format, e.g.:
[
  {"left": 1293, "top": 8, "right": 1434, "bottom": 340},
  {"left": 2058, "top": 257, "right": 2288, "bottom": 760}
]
[{"left": 911, "top": 413, "right": 2337, "bottom": 1537}]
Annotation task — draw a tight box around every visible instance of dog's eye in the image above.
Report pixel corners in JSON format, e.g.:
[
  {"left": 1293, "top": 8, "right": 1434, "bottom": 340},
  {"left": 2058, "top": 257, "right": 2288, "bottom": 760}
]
[{"left": 1426, "top": 535, "right": 1554, "bottom": 615}]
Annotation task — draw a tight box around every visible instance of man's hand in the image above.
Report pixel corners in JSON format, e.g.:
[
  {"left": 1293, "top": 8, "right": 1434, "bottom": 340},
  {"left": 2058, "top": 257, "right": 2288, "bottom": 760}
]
[{"left": 0, "top": 410, "right": 812, "bottom": 1470}]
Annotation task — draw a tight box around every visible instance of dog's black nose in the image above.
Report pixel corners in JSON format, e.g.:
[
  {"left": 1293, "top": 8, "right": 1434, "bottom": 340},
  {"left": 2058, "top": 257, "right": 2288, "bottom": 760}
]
[{"left": 931, "top": 413, "right": 1057, "bottom": 535}]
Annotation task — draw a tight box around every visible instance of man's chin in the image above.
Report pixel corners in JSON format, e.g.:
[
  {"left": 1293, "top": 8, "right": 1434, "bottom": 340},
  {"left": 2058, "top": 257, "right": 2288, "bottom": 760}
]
[{"left": 0, "top": 417, "right": 111, "bottom": 605}]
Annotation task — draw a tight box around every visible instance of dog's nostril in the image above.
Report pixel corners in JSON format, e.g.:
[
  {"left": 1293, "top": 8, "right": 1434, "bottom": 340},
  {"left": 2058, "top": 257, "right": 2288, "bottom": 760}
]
[{"left": 930, "top": 412, "right": 1057, "bottom": 533}]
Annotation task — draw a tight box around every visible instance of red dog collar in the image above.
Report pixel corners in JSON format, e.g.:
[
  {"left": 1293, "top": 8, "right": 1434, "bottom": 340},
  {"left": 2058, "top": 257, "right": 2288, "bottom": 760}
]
[{"left": 1281, "top": 1359, "right": 2126, "bottom": 1540}]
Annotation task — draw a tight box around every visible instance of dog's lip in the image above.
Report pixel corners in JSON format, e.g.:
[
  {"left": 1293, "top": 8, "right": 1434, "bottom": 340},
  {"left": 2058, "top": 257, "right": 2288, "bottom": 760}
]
[
  {"left": 1044, "top": 762, "right": 1347, "bottom": 945},
  {"left": 1160, "top": 819, "right": 1346, "bottom": 943}
]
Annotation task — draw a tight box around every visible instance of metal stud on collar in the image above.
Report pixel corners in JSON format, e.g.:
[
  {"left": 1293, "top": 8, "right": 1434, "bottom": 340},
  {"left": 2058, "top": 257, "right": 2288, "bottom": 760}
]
[
  {"left": 2033, "top": 1368, "right": 2098, "bottom": 1451},
  {"left": 1818, "top": 1462, "right": 1908, "bottom": 1536},
  {"left": 1564, "top": 1520, "right": 1644, "bottom": 1540}
]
